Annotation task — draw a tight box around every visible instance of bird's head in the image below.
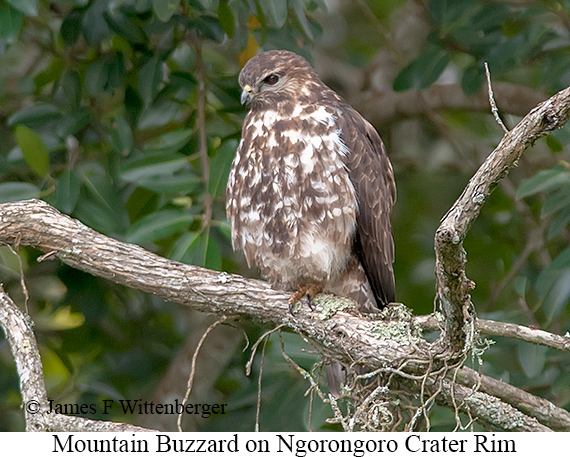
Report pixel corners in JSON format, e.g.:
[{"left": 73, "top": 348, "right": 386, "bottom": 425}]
[{"left": 238, "top": 50, "right": 318, "bottom": 109}]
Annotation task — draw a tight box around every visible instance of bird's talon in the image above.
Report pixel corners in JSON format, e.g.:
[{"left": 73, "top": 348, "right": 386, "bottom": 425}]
[
  {"left": 306, "top": 294, "right": 316, "bottom": 311},
  {"left": 288, "top": 283, "right": 322, "bottom": 314},
  {"left": 288, "top": 296, "right": 301, "bottom": 314}
]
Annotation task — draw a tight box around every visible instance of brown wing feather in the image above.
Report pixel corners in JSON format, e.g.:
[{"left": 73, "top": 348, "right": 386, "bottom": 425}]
[{"left": 338, "top": 106, "right": 396, "bottom": 308}]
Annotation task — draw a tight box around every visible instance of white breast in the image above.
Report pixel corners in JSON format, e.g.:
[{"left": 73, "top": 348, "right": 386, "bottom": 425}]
[{"left": 227, "top": 105, "right": 357, "bottom": 289}]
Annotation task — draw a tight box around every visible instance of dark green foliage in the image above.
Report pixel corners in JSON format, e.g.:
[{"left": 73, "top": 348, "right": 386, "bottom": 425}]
[{"left": 1, "top": 0, "right": 570, "bottom": 432}]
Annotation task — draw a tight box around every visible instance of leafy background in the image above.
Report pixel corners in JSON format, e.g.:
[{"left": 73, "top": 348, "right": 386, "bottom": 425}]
[{"left": 1, "top": 0, "right": 570, "bottom": 431}]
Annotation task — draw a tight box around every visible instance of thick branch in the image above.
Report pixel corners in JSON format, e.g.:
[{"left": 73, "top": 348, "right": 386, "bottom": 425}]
[
  {"left": 434, "top": 377, "right": 551, "bottom": 432},
  {"left": 1, "top": 199, "right": 569, "bottom": 431},
  {"left": 353, "top": 82, "right": 548, "bottom": 127},
  {"left": 0, "top": 199, "right": 425, "bottom": 370},
  {"left": 455, "top": 366, "right": 570, "bottom": 432},
  {"left": 434, "top": 85, "right": 570, "bottom": 352}
]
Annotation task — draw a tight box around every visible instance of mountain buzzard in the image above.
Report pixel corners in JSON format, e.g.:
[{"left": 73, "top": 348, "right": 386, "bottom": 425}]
[{"left": 226, "top": 50, "right": 396, "bottom": 393}]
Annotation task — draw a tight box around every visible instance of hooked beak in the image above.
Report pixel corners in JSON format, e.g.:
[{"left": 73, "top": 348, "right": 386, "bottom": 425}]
[{"left": 241, "top": 84, "right": 254, "bottom": 107}]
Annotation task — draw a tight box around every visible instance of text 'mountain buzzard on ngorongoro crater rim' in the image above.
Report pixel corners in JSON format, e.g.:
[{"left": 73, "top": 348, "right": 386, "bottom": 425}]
[{"left": 226, "top": 50, "right": 396, "bottom": 394}]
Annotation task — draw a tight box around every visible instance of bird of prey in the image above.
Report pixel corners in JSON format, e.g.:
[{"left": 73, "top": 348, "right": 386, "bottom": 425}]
[{"left": 226, "top": 50, "right": 396, "bottom": 393}]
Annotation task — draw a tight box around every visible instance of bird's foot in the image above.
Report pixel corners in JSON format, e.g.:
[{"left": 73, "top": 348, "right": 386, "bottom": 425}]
[{"left": 288, "top": 283, "right": 323, "bottom": 314}]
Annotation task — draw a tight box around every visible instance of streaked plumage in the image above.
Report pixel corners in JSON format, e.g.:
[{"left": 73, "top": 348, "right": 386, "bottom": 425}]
[{"left": 226, "top": 50, "right": 396, "bottom": 393}]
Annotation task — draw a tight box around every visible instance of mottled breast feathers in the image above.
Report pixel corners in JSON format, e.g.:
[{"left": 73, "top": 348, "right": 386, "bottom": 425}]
[{"left": 226, "top": 50, "right": 395, "bottom": 312}]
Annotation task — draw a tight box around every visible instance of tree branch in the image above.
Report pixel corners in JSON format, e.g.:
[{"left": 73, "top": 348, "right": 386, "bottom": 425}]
[
  {"left": 1, "top": 199, "right": 569, "bottom": 431},
  {"left": 416, "top": 314, "right": 570, "bottom": 353},
  {"left": 0, "top": 199, "right": 425, "bottom": 366},
  {"left": 434, "top": 85, "right": 570, "bottom": 353},
  {"left": 455, "top": 366, "right": 570, "bottom": 431},
  {"left": 353, "top": 82, "right": 548, "bottom": 127},
  {"left": 0, "top": 285, "right": 156, "bottom": 432}
]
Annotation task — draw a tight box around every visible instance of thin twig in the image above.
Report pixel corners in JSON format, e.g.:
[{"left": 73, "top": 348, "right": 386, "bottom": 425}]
[
  {"left": 177, "top": 316, "right": 227, "bottom": 432},
  {"left": 246, "top": 324, "right": 285, "bottom": 376},
  {"left": 255, "top": 336, "right": 269, "bottom": 432},
  {"left": 278, "top": 332, "right": 327, "bottom": 401},
  {"left": 485, "top": 62, "right": 509, "bottom": 133},
  {"left": 4, "top": 243, "right": 30, "bottom": 313},
  {"left": 193, "top": 39, "right": 213, "bottom": 230}
]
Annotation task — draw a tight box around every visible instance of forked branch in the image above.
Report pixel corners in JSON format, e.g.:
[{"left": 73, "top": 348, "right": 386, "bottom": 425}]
[
  {"left": 434, "top": 85, "right": 570, "bottom": 353},
  {"left": 2, "top": 84, "right": 570, "bottom": 432},
  {"left": 1, "top": 199, "right": 570, "bottom": 431}
]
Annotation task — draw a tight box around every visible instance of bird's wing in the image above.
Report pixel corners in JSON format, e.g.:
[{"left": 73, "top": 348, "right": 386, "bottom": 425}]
[{"left": 338, "top": 107, "right": 396, "bottom": 308}]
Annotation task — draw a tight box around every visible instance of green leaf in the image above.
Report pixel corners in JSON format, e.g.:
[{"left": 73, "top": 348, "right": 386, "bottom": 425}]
[
  {"left": 169, "top": 231, "right": 199, "bottom": 261},
  {"left": 14, "top": 125, "right": 50, "bottom": 177},
  {"left": 545, "top": 246, "right": 570, "bottom": 271},
  {"left": 52, "top": 0, "right": 89, "bottom": 6},
  {"left": 461, "top": 64, "right": 484, "bottom": 95},
  {"left": 53, "top": 169, "right": 81, "bottom": 213},
  {"left": 169, "top": 72, "right": 197, "bottom": 91},
  {"left": 517, "top": 167, "right": 570, "bottom": 199},
  {"left": 73, "top": 197, "right": 118, "bottom": 234},
  {"left": 143, "top": 129, "right": 193, "bottom": 154},
  {"left": 191, "top": 15, "right": 226, "bottom": 42},
  {"left": 34, "top": 58, "right": 65, "bottom": 90},
  {"left": 291, "top": 0, "right": 313, "bottom": 39},
  {"left": 55, "top": 107, "right": 91, "bottom": 138},
  {"left": 106, "top": 52, "right": 125, "bottom": 90},
  {"left": 35, "top": 305, "right": 85, "bottom": 331},
  {"left": 203, "top": 235, "right": 221, "bottom": 271},
  {"left": 138, "top": 54, "right": 163, "bottom": 105},
  {"left": 137, "top": 99, "right": 180, "bottom": 129},
  {"left": 546, "top": 135, "right": 564, "bottom": 153},
  {"left": 84, "top": 59, "right": 109, "bottom": 96},
  {"left": 260, "top": 0, "right": 288, "bottom": 28},
  {"left": 514, "top": 276, "right": 527, "bottom": 296},
  {"left": 0, "top": 182, "right": 40, "bottom": 203},
  {"left": 39, "top": 346, "right": 71, "bottom": 389},
  {"left": 5, "top": 0, "right": 37, "bottom": 16},
  {"left": 536, "top": 248, "right": 570, "bottom": 321},
  {"left": 60, "top": 71, "right": 82, "bottom": 107},
  {"left": 547, "top": 204, "right": 570, "bottom": 239},
  {"left": 60, "top": 9, "right": 83, "bottom": 46},
  {"left": 517, "top": 342, "right": 547, "bottom": 379},
  {"left": 125, "top": 210, "right": 194, "bottom": 243},
  {"left": 428, "top": 0, "right": 473, "bottom": 27},
  {"left": 543, "top": 269, "right": 570, "bottom": 322},
  {"left": 103, "top": 11, "right": 147, "bottom": 45},
  {"left": 7, "top": 104, "right": 61, "bottom": 128},
  {"left": 82, "top": 0, "right": 110, "bottom": 44},
  {"left": 217, "top": 0, "right": 234, "bottom": 37},
  {"left": 470, "top": 3, "right": 510, "bottom": 33},
  {"left": 393, "top": 50, "right": 450, "bottom": 91},
  {"left": 484, "top": 35, "right": 528, "bottom": 75},
  {"left": 120, "top": 152, "right": 188, "bottom": 183},
  {"left": 0, "top": 2, "right": 23, "bottom": 43},
  {"left": 153, "top": 0, "right": 180, "bottom": 22},
  {"left": 0, "top": 245, "right": 29, "bottom": 276},
  {"left": 542, "top": 187, "right": 570, "bottom": 217},
  {"left": 208, "top": 140, "right": 237, "bottom": 197},
  {"left": 132, "top": 174, "right": 200, "bottom": 194},
  {"left": 173, "top": 231, "right": 221, "bottom": 270},
  {"left": 109, "top": 116, "right": 133, "bottom": 154},
  {"left": 76, "top": 162, "right": 127, "bottom": 234}
]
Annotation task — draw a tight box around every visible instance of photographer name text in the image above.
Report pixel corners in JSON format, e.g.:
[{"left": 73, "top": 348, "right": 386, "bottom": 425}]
[{"left": 42, "top": 399, "right": 227, "bottom": 418}]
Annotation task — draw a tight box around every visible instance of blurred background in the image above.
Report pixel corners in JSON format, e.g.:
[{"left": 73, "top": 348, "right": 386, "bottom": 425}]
[{"left": 1, "top": 0, "right": 570, "bottom": 431}]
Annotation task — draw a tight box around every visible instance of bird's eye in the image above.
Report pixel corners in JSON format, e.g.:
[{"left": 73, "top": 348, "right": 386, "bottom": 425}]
[{"left": 264, "top": 74, "right": 279, "bottom": 85}]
